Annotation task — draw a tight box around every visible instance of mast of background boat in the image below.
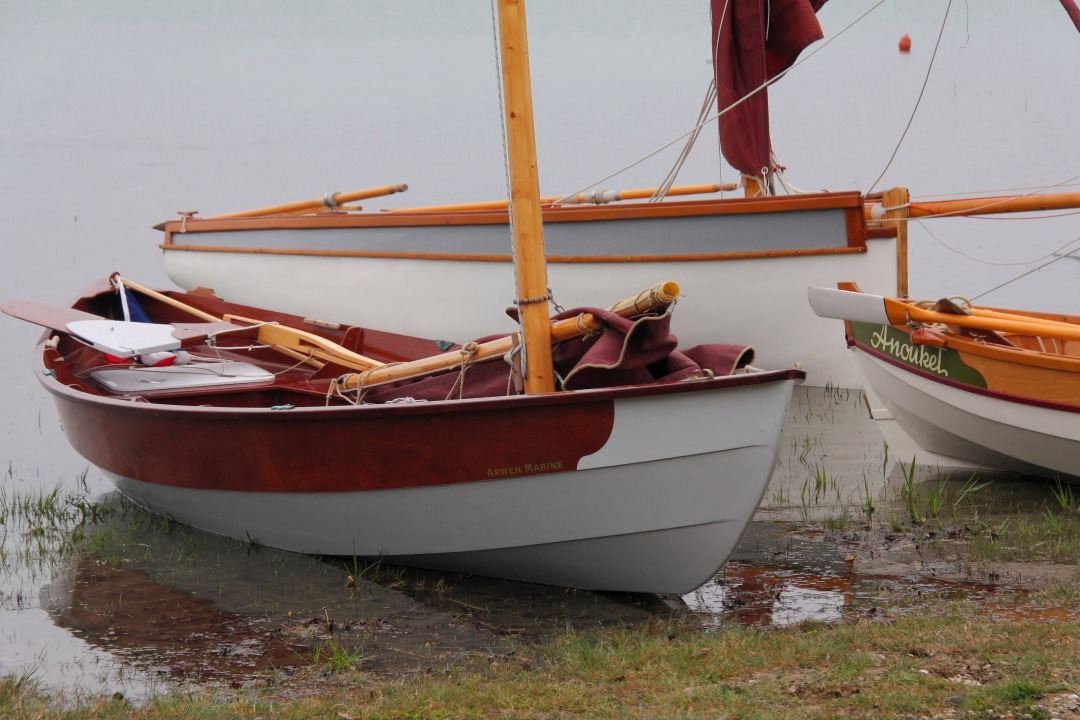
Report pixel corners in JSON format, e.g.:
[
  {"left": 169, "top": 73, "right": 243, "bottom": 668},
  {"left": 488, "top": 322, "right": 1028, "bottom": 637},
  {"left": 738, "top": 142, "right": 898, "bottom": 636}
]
[
  {"left": 882, "top": 187, "right": 910, "bottom": 298},
  {"left": 495, "top": 0, "right": 555, "bottom": 394}
]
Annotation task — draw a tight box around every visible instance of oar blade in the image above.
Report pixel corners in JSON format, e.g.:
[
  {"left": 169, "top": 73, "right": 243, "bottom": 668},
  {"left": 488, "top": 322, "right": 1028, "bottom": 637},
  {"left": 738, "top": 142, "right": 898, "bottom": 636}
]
[
  {"left": 808, "top": 286, "right": 890, "bottom": 324},
  {"left": 2, "top": 298, "right": 102, "bottom": 332}
]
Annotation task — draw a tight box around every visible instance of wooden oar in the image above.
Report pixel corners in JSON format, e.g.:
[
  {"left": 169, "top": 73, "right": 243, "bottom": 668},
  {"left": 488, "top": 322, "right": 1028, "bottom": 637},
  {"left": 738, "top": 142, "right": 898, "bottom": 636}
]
[
  {"left": 206, "top": 184, "right": 409, "bottom": 219},
  {"left": 966, "top": 306, "right": 1079, "bottom": 328},
  {"left": 809, "top": 286, "right": 1080, "bottom": 343},
  {"left": 338, "top": 281, "right": 681, "bottom": 391},
  {"left": 118, "top": 278, "right": 383, "bottom": 371},
  {"left": 385, "top": 183, "right": 738, "bottom": 214}
]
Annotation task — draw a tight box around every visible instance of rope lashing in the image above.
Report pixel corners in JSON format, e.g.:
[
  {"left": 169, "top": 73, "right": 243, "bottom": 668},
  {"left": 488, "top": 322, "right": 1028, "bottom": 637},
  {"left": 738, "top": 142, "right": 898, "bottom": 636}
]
[
  {"left": 513, "top": 286, "right": 564, "bottom": 313},
  {"left": 504, "top": 333, "right": 524, "bottom": 395},
  {"left": 574, "top": 313, "right": 601, "bottom": 339},
  {"left": 446, "top": 342, "right": 480, "bottom": 400},
  {"left": 331, "top": 370, "right": 371, "bottom": 406},
  {"left": 514, "top": 292, "right": 553, "bottom": 306},
  {"left": 869, "top": 201, "right": 912, "bottom": 220}
]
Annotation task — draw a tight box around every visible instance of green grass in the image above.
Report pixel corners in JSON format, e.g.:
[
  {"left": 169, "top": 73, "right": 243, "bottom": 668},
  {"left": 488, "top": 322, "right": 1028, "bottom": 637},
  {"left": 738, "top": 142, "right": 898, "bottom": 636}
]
[
  {"left": 1, "top": 614, "right": 1077, "bottom": 719},
  {"left": 895, "top": 473, "right": 1080, "bottom": 567}
]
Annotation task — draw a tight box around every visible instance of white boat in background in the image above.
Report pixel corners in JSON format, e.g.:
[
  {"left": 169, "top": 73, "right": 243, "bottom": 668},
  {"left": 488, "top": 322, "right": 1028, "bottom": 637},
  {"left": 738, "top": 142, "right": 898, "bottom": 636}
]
[
  {"left": 160, "top": 190, "right": 897, "bottom": 389},
  {"left": 809, "top": 284, "right": 1080, "bottom": 480}
]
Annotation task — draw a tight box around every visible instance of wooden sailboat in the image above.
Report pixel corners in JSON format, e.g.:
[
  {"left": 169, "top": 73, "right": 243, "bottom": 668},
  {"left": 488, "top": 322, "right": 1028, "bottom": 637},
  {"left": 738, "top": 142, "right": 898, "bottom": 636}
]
[
  {"left": 2, "top": 0, "right": 804, "bottom": 595},
  {"left": 809, "top": 283, "right": 1080, "bottom": 480}
]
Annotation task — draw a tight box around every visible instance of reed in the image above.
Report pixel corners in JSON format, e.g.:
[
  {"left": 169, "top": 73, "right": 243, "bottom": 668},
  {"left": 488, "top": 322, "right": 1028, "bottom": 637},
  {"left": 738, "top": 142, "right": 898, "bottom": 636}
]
[{"left": 312, "top": 640, "right": 368, "bottom": 673}]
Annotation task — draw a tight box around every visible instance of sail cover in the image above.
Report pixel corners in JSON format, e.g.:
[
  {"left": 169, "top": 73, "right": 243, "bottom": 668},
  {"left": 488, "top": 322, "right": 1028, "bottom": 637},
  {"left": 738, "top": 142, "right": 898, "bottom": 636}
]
[{"left": 711, "top": 0, "right": 827, "bottom": 178}]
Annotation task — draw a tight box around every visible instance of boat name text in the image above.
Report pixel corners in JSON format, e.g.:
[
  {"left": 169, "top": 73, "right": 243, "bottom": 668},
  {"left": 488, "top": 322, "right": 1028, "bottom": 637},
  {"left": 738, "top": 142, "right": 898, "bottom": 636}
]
[
  {"left": 870, "top": 325, "right": 948, "bottom": 377},
  {"left": 487, "top": 461, "right": 565, "bottom": 478}
]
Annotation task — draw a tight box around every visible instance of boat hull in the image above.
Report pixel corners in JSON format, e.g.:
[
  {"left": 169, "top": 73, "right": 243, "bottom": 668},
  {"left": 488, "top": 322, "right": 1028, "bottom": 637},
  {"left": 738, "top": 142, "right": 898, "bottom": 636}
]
[
  {"left": 160, "top": 193, "right": 895, "bottom": 389},
  {"left": 47, "top": 362, "right": 800, "bottom": 594},
  {"left": 847, "top": 321, "right": 1080, "bottom": 480}
]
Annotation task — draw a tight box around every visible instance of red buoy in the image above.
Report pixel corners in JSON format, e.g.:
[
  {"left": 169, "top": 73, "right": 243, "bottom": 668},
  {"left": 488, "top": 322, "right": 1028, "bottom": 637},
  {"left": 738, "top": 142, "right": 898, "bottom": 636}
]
[{"left": 899, "top": 34, "right": 912, "bottom": 52}]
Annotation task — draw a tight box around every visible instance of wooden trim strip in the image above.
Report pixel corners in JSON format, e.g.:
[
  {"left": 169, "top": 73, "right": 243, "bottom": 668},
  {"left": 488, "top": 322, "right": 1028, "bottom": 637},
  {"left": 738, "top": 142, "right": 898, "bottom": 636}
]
[
  {"left": 161, "top": 243, "right": 870, "bottom": 263},
  {"left": 159, "top": 191, "right": 866, "bottom": 234}
]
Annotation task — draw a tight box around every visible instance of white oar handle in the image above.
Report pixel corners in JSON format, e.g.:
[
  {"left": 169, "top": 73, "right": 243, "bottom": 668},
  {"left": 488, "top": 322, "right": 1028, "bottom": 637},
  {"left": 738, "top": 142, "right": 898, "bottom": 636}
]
[{"left": 807, "top": 286, "right": 889, "bottom": 324}]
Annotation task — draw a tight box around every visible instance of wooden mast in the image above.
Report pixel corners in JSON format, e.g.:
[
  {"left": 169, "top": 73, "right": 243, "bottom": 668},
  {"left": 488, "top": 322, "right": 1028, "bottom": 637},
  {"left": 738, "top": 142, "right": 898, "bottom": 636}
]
[
  {"left": 495, "top": 0, "right": 555, "bottom": 394},
  {"left": 882, "top": 187, "right": 910, "bottom": 299}
]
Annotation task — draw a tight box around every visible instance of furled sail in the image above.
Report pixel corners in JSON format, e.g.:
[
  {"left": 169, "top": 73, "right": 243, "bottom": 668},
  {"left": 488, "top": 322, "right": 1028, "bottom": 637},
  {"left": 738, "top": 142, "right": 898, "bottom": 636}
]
[
  {"left": 1062, "top": 0, "right": 1080, "bottom": 33},
  {"left": 710, "top": 0, "right": 827, "bottom": 180}
]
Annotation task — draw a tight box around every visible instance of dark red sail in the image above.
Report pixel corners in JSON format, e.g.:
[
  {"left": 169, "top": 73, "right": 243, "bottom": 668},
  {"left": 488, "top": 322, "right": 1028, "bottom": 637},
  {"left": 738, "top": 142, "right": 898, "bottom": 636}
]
[
  {"left": 711, "top": 0, "right": 827, "bottom": 179},
  {"left": 1061, "top": 0, "right": 1080, "bottom": 33}
]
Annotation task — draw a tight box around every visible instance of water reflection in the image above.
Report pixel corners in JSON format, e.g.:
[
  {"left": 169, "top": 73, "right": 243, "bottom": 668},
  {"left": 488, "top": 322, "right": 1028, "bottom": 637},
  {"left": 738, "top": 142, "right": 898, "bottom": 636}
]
[
  {"left": 686, "top": 565, "right": 851, "bottom": 628},
  {"left": 38, "top": 494, "right": 668, "bottom": 686},
  {"left": 28, "top": 496, "right": 1079, "bottom": 695},
  {"left": 42, "top": 559, "right": 306, "bottom": 682}
]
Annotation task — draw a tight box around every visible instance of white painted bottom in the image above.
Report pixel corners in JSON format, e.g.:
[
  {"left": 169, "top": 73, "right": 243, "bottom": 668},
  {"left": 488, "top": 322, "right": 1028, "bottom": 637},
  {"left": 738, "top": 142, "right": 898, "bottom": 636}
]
[{"left": 855, "top": 351, "right": 1080, "bottom": 479}]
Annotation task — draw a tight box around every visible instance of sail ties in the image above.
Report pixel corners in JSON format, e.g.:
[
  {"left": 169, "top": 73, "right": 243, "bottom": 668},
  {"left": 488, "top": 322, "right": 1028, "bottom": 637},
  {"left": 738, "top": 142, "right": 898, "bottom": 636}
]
[{"left": 446, "top": 342, "right": 480, "bottom": 400}]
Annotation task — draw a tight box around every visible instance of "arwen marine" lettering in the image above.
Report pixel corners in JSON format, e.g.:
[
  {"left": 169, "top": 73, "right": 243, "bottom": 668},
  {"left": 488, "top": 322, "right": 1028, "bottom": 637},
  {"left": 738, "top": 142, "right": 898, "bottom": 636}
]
[{"left": 486, "top": 460, "right": 565, "bottom": 478}]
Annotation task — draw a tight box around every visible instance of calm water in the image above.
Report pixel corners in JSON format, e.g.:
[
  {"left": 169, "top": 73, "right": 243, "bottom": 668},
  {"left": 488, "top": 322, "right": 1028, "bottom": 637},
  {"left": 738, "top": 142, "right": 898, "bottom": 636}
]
[{"left": 1, "top": 0, "right": 1077, "bottom": 698}]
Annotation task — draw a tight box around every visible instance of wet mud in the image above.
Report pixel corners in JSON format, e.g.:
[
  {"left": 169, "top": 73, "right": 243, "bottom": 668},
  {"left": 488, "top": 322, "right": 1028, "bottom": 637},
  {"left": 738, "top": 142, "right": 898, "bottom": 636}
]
[{"left": 40, "top": 502, "right": 1077, "bottom": 693}]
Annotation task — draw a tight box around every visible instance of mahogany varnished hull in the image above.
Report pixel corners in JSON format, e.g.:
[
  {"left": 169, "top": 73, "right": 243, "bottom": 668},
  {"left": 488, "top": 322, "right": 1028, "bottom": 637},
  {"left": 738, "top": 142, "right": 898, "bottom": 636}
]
[{"left": 29, "top": 281, "right": 803, "bottom": 594}]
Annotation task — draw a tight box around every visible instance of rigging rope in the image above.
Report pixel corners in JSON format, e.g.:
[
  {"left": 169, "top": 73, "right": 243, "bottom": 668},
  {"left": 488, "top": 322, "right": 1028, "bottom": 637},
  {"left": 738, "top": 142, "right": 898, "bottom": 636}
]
[
  {"left": 971, "top": 247, "right": 1080, "bottom": 302},
  {"left": 918, "top": 219, "right": 1080, "bottom": 268},
  {"left": 651, "top": 79, "right": 718, "bottom": 201}
]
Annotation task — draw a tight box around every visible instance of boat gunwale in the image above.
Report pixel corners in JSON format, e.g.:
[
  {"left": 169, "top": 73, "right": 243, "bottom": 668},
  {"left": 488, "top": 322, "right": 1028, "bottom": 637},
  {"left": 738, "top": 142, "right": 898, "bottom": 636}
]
[
  {"left": 35, "top": 335, "right": 805, "bottom": 419},
  {"left": 158, "top": 243, "right": 873, "bottom": 264},
  {"left": 157, "top": 190, "right": 866, "bottom": 233},
  {"left": 848, "top": 335, "right": 1079, "bottom": 414}
]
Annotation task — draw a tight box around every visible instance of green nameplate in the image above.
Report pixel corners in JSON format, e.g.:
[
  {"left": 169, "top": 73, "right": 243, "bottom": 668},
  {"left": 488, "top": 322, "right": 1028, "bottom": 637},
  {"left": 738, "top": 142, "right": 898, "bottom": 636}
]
[{"left": 850, "top": 322, "right": 987, "bottom": 389}]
